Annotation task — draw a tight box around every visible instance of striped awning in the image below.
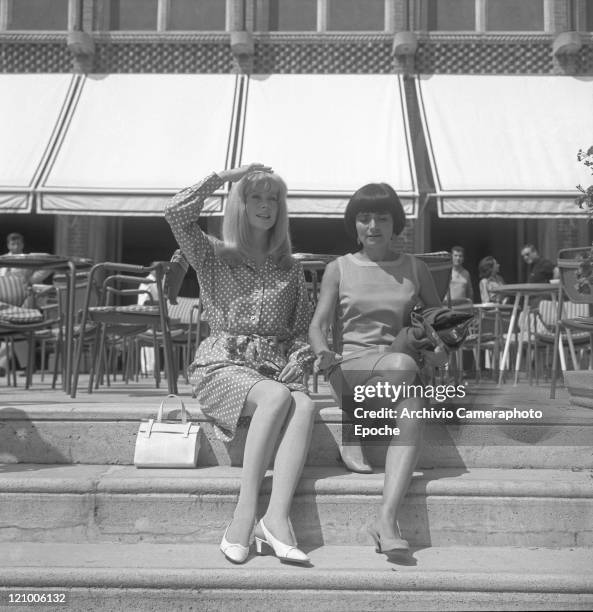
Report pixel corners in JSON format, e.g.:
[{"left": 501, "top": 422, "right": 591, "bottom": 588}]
[
  {"left": 417, "top": 75, "right": 593, "bottom": 218},
  {"left": 236, "top": 74, "right": 419, "bottom": 218},
  {"left": 37, "top": 74, "right": 240, "bottom": 216},
  {"left": 0, "top": 74, "right": 77, "bottom": 214}
]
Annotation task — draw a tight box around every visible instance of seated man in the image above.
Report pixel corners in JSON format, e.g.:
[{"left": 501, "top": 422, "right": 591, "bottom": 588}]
[
  {"left": 0, "top": 233, "right": 48, "bottom": 374},
  {"left": 520, "top": 244, "right": 556, "bottom": 283},
  {"left": 0, "top": 232, "right": 52, "bottom": 284}
]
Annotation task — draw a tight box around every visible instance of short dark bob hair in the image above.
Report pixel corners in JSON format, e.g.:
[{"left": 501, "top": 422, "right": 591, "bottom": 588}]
[{"left": 344, "top": 183, "right": 406, "bottom": 239}]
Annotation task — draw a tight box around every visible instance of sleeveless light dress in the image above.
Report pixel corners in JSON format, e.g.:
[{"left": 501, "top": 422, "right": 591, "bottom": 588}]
[{"left": 329, "top": 252, "right": 423, "bottom": 407}]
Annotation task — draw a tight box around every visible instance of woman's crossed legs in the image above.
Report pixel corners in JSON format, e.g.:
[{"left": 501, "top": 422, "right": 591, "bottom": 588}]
[{"left": 333, "top": 351, "right": 424, "bottom": 547}]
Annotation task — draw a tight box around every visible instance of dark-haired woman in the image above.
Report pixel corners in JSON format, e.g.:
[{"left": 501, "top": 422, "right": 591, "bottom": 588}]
[{"left": 309, "top": 182, "right": 442, "bottom": 556}]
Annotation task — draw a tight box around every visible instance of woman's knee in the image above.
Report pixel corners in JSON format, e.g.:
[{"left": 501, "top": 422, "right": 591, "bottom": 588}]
[
  {"left": 291, "top": 392, "right": 317, "bottom": 420},
  {"left": 248, "top": 380, "right": 292, "bottom": 416},
  {"left": 397, "top": 412, "right": 424, "bottom": 442},
  {"left": 376, "top": 353, "right": 418, "bottom": 381}
]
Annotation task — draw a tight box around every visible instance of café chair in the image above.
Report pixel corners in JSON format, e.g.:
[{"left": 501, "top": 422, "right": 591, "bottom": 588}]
[
  {"left": 70, "top": 262, "right": 177, "bottom": 398},
  {"left": 549, "top": 247, "right": 593, "bottom": 398},
  {"left": 462, "top": 303, "right": 518, "bottom": 382},
  {"left": 36, "top": 270, "right": 93, "bottom": 388},
  {"left": 135, "top": 296, "right": 207, "bottom": 385},
  {"left": 0, "top": 302, "right": 59, "bottom": 389},
  {"left": 532, "top": 298, "right": 590, "bottom": 383},
  {"left": 293, "top": 253, "right": 339, "bottom": 392},
  {"left": 0, "top": 275, "right": 62, "bottom": 388}
]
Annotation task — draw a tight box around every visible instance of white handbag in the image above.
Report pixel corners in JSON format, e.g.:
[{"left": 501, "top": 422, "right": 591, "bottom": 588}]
[{"left": 134, "top": 395, "right": 200, "bottom": 468}]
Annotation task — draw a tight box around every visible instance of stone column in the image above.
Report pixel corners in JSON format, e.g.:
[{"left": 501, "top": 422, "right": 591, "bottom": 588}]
[
  {"left": 387, "top": 0, "right": 409, "bottom": 32},
  {"left": 317, "top": 0, "right": 328, "bottom": 31},
  {"left": 0, "top": 0, "right": 9, "bottom": 29},
  {"left": 227, "top": 0, "right": 245, "bottom": 30},
  {"left": 67, "top": 0, "right": 95, "bottom": 73},
  {"left": 229, "top": 0, "right": 254, "bottom": 74},
  {"left": 546, "top": 0, "right": 571, "bottom": 32}
]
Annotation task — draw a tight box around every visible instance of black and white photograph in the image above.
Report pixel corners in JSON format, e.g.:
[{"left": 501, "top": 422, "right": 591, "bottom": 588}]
[{"left": 0, "top": 1, "right": 592, "bottom": 610}]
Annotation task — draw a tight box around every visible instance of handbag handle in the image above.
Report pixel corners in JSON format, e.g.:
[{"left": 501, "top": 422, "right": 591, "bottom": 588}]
[{"left": 156, "top": 394, "right": 188, "bottom": 424}]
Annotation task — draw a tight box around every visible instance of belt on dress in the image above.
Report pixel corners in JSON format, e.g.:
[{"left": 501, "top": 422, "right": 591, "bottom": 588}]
[
  {"left": 213, "top": 331, "right": 285, "bottom": 360},
  {"left": 219, "top": 332, "right": 288, "bottom": 378}
]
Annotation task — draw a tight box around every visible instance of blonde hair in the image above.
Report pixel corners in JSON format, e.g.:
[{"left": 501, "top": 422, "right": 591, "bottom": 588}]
[{"left": 219, "top": 171, "right": 293, "bottom": 269}]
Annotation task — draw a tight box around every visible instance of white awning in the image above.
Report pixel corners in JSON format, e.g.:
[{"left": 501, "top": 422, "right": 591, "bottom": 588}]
[
  {"left": 416, "top": 75, "right": 593, "bottom": 218},
  {"left": 38, "top": 74, "right": 240, "bottom": 216},
  {"left": 237, "top": 74, "right": 418, "bottom": 218},
  {"left": 0, "top": 74, "right": 77, "bottom": 214}
]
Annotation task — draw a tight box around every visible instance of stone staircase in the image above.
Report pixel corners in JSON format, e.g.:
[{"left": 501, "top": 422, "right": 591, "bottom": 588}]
[{"left": 0, "top": 378, "right": 592, "bottom": 610}]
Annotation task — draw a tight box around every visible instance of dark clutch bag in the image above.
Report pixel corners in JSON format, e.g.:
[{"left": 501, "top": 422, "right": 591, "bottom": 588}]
[{"left": 390, "top": 306, "right": 475, "bottom": 362}]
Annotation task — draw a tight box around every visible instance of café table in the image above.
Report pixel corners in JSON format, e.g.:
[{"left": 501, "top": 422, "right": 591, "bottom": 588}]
[
  {"left": 0, "top": 253, "right": 92, "bottom": 393},
  {"left": 491, "top": 283, "right": 557, "bottom": 386}
]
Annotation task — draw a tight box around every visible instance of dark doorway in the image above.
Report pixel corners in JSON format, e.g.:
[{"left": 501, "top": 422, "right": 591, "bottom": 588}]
[
  {"left": 428, "top": 204, "right": 520, "bottom": 299},
  {"left": 0, "top": 213, "right": 55, "bottom": 254},
  {"left": 120, "top": 216, "right": 205, "bottom": 297},
  {"left": 290, "top": 218, "right": 354, "bottom": 255}
]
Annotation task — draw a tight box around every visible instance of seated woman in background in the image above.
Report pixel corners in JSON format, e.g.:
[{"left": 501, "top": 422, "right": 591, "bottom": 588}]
[
  {"left": 478, "top": 256, "right": 506, "bottom": 303},
  {"left": 309, "top": 182, "right": 443, "bottom": 557},
  {"left": 165, "top": 163, "right": 316, "bottom": 566}
]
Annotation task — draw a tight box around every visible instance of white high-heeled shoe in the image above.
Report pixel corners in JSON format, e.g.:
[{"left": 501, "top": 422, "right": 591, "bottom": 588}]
[
  {"left": 220, "top": 523, "right": 251, "bottom": 564},
  {"left": 255, "top": 519, "right": 309, "bottom": 565}
]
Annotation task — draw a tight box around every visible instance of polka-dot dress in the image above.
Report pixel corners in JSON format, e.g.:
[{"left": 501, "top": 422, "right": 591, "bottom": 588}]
[{"left": 165, "top": 173, "right": 314, "bottom": 441}]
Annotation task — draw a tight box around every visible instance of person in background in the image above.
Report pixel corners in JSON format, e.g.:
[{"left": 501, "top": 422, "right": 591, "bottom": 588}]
[
  {"left": 0, "top": 233, "right": 51, "bottom": 374},
  {"left": 446, "top": 246, "right": 474, "bottom": 305},
  {"left": 520, "top": 244, "right": 557, "bottom": 283},
  {"left": 1, "top": 232, "right": 25, "bottom": 258},
  {"left": 0, "top": 233, "right": 51, "bottom": 283},
  {"left": 478, "top": 256, "right": 506, "bottom": 303},
  {"left": 0, "top": 233, "right": 26, "bottom": 279}
]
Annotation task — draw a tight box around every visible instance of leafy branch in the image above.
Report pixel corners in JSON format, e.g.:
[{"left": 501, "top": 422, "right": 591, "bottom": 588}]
[
  {"left": 576, "top": 146, "right": 593, "bottom": 218},
  {"left": 575, "top": 146, "right": 593, "bottom": 293}
]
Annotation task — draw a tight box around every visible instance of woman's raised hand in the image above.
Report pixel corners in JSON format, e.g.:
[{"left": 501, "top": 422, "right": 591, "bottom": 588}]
[{"left": 218, "top": 163, "right": 273, "bottom": 183}]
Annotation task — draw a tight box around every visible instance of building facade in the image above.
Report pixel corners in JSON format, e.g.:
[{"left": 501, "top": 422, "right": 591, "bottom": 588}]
[{"left": 1, "top": 0, "right": 592, "bottom": 291}]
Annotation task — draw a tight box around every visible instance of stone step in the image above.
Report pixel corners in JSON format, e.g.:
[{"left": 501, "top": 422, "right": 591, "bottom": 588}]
[
  {"left": 0, "top": 464, "right": 591, "bottom": 548},
  {"left": 1, "top": 542, "right": 591, "bottom": 611},
  {"left": 1, "top": 395, "right": 592, "bottom": 469}
]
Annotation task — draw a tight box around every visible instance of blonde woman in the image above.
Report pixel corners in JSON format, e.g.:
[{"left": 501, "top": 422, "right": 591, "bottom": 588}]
[{"left": 165, "top": 164, "right": 315, "bottom": 565}]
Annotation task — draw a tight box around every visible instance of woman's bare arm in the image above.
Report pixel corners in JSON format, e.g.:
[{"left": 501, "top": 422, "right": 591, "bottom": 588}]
[{"left": 308, "top": 260, "right": 342, "bottom": 371}]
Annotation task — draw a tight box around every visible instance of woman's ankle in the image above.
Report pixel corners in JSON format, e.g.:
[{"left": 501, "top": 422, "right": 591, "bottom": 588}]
[
  {"left": 260, "top": 512, "right": 294, "bottom": 543},
  {"left": 232, "top": 508, "right": 256, "bottom": 523},
  {"left": 376, "top": 511, "right": 398, "bottom": 534}
]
